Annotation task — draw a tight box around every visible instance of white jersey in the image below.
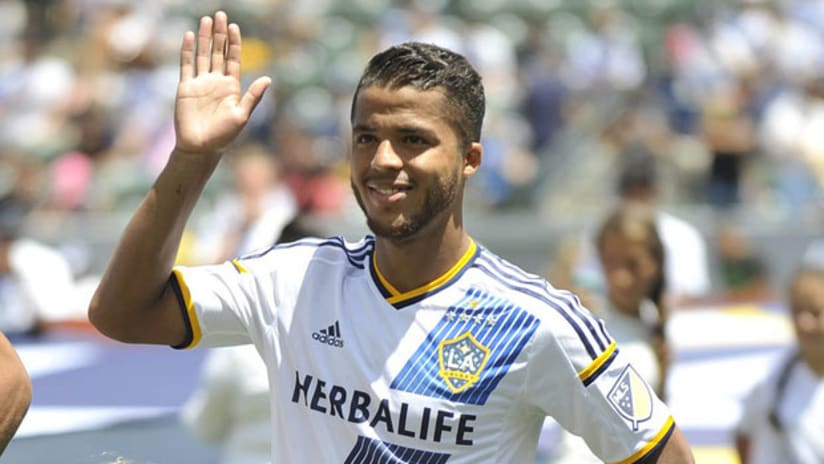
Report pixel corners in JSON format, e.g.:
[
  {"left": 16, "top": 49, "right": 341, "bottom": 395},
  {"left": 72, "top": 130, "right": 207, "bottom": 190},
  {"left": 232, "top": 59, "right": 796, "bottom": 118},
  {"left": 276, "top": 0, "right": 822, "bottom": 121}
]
[
  {"left": 172, "top": 236, "right": 675, "bottom": 463},
  {"left": 737, "top": 351, "right": 824, "bottom": 464}
]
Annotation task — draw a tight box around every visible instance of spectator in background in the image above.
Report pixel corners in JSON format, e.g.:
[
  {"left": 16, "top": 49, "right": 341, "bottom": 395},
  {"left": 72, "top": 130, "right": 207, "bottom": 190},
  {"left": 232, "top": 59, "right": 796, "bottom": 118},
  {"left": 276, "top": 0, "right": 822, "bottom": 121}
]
[
  {"left": 552, "top": 204, "right": 670, "bottom": 463},
  {"left": 714, "top": 223, "right": 771, "bottom": 302},
  {"left": 191, "top": 142, "right": 296, "bottom": 265},
  {"left": 569, "top": 147, "right": 710, "bottom": 306},
  {"left": 616, "top": 146, "right": 711, "bottom": 304},
  {"left": 0, "top": 330, "right": 31, "bottom": 457},
  {"left": 735, "top": 262, "right": 824, "bottom": 463},
  {"left": 181, "top": 344, "right": 271, "bottom": 464},
  {"left": 0, "top": 195, "right": 78, "bottom": 334},
  {"left": 182, "top": 143, "right": 322, "bottom": 464},
  {"left": 700, "top": 80, "right": 757, "bottom": 210}
]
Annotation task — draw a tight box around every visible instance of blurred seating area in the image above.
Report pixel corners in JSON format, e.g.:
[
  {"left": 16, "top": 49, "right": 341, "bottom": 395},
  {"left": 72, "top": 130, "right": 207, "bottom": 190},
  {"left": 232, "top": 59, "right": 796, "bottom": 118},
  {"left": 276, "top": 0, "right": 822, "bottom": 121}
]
[{"left": 1, "top": 0, "right": 823, "bottom": 292}]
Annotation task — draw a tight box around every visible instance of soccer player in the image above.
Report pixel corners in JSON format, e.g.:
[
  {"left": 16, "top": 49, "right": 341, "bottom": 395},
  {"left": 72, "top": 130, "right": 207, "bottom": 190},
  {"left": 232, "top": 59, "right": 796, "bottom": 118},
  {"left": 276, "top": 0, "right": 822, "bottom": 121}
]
[
  {"left": 89, "top": 11, "right": 694, "bottom": 462},
  {"left": 735, "top": 265, "right": 824, "bottom": 463},
  {"left": 0, "top": 331, "right": 32, "bottom": 456}
]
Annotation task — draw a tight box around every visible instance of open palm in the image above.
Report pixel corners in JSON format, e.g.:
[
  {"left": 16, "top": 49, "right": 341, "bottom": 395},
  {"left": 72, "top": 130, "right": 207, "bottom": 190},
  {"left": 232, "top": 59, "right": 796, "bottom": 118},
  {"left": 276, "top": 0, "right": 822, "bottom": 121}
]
[{"left": 174, "top": 12, "right": 270, "bottom": 156}]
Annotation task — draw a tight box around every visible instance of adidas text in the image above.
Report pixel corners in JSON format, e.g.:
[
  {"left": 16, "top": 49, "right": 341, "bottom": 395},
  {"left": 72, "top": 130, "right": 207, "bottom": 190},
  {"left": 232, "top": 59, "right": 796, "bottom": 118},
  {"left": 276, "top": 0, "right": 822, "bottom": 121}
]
[{"left": 312, "top": 332, "right": 344, "bottom": 348}]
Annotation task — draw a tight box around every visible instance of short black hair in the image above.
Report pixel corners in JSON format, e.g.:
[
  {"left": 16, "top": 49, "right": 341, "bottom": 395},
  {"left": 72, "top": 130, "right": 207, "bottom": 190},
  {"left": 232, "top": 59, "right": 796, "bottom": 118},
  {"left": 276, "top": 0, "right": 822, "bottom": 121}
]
[{"left": 351, "top": 42, "right": 485, "bottom": 148}]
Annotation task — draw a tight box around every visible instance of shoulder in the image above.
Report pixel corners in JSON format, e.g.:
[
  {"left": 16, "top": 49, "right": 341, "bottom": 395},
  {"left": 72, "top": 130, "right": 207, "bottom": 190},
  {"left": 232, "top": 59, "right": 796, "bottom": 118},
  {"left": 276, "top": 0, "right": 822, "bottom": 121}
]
[
  {"left": 471, "top": 246, "right": 596, "bottom": 322},
  {"left": 236, "top": 235, "right": 375, "bottom": 272},
  {"left": 471, "top": 246, "right": 613, "bottom": 369}
]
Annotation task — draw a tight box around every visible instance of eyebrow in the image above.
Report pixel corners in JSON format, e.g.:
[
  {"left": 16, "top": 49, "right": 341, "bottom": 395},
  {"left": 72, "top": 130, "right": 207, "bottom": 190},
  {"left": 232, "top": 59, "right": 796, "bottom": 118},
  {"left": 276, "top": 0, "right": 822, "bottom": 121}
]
[
  {"left": 351, "top": 124, "right": 436, "bottom": 137},
  {"left": 352, "top": 124, "right": 375, "bottom": 132}
]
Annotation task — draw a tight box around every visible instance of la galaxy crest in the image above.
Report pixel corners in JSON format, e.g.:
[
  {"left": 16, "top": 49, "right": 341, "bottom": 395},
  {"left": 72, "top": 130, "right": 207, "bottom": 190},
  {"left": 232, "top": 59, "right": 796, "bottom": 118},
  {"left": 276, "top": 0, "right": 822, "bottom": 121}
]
[
  {"left": 437, "top": 331, "right": 490, "bottom": 393},
  {"left": 608, "top": 364, "right": 654, "bottom": 431}
]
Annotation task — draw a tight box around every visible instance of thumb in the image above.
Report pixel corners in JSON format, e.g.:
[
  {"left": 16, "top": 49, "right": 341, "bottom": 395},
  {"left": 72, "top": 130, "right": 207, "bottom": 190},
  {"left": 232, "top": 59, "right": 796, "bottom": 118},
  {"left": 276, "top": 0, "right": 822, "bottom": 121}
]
[{"left": 239, "top": 76, "right": 272, "bottom": 118}]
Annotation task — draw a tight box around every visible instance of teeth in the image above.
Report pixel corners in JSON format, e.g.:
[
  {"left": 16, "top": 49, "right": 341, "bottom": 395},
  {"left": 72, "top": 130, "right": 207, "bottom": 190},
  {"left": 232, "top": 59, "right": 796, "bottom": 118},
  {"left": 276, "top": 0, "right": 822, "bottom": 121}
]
[{"left": 375, "top": 187, "right": 401, "bottom": 195}]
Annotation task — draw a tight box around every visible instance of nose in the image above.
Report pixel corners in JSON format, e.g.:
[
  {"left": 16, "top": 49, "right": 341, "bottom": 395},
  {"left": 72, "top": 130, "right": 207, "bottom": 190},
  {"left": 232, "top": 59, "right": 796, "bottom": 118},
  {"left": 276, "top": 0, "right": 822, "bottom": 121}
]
[{"left": 371, "top": 139, "right": 403, "bottom": 170}]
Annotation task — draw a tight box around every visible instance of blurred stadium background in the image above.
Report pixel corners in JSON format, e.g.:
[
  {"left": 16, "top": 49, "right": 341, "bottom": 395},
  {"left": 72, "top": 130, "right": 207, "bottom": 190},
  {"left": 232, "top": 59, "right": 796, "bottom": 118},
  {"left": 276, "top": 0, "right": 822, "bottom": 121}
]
[{"left": 2, "top": 0, "right": 823, "bottom": 462}]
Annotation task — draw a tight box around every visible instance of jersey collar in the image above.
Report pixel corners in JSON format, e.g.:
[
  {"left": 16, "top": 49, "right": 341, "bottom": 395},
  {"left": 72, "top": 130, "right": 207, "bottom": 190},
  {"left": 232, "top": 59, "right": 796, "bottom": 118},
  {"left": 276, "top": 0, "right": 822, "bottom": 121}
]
[{"left": 369, "top": 237, "right": 479, "bottom": 309}]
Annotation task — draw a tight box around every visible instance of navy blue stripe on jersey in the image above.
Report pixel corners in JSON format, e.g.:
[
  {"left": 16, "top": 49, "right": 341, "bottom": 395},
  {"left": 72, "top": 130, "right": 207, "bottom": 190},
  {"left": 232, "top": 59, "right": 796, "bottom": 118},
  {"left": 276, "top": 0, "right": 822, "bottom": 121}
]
[
  {"left": 391, "top": 287, "right": 539, "bottom": 405},
  {"left": 473, "top": 253, "right": 612, "bottom": 360},
  {"left": 344, "top": 436, "right": 450, "bottom": 464},
  {"left": 476, "top": 250, "right": 611, "bottom": 352},
  {"left": 238, "top": 236, "right": 373, "bottom": 269}
]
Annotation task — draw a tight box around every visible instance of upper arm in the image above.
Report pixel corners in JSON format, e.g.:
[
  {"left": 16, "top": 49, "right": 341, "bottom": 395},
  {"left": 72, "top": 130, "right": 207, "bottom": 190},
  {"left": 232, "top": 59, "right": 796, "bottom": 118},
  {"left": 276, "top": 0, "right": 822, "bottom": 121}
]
[
  {"left": 525, "top": 315, "right": 678, "bottom": 462},
  {"left": 89, "top": 273, "right": 190, "bottom": 347}
]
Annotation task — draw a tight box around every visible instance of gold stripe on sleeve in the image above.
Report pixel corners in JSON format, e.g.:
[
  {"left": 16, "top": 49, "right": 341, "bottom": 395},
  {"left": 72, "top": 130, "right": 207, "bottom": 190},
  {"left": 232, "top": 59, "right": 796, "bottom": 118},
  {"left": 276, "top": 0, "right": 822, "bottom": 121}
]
[
  {"left": 172, "top": 268, "right": 203, "bottom": 349},
  {"left": 611, "top": 416, "right": 675, "bottom": 464},
  {"left": 577, "top": 341, "right": 617, "bottom": 383},
  {"left": 231, "top": 258, "right": 249, "bottom": 274}
]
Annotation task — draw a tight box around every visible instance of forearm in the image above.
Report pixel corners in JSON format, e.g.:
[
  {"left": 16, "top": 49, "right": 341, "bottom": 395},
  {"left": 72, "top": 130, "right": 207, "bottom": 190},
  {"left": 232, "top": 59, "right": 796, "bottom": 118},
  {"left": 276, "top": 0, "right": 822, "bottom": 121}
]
[
  {"left": 651, "top": 426, "right": 694, "bottom": 463},
  {"left": 89, "top": 150, "right": 219, "bottom": 344},
  {"left": 0, "top": 333, "right": 32, "bottom": 455}
]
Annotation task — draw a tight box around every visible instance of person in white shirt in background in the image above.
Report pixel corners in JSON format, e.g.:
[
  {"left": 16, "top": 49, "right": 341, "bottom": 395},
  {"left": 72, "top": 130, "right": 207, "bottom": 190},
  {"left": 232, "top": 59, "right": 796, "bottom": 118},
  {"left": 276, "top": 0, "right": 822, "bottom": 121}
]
[
  {"left": 182, "top": 142, "right": 302, "bottom": 464},
  {"left": 735, "top": 255, "right": 824, "bottom": 464},
  {"left": 191, "top": 142, "right": 297, "bottom": 265},
  {"left": 0, "top": 195, "right": 77, "bottom": 335},
  {"left": 552, "top": 204, "right": 669, "bottom": 463},
  {"left": 571, "top": 147, "right": 711, "bottom": 307},
  {"left": 182, "top": 343, "right": 272, "bottom": 464}
]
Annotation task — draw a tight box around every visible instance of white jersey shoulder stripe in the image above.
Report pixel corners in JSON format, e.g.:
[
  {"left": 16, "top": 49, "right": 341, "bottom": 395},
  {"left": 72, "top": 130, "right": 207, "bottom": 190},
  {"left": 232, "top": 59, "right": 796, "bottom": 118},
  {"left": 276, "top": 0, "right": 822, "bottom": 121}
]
[
  {"left": 473, "top": 251, "right": 612, "bottom": 362},
  {"left": 475, "top": 248, "right": 612, "bottom": 348},
  {"left": 238, "top": 235, "right": 375, "bottom": 269}
]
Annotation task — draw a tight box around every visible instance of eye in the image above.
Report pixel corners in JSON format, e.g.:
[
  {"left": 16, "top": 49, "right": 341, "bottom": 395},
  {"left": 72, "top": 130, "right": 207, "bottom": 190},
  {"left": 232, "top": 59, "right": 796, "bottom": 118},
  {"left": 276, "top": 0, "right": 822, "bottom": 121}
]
[
  {"left": 355, "top": 133, "right": 377, "bottom": 145},
  {"left": 403, "top": 134, "right": 427, "bottom": 145}
]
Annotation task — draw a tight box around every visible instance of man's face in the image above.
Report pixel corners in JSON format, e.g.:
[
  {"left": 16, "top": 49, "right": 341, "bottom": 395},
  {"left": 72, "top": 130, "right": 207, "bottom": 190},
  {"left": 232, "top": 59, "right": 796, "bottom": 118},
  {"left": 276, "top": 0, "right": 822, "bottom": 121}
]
[
  {"left": 349, "top": 85, "right": 472, "bottom": 241},
  {"left": 790, "top": 273, "right": 824, "bottom": 363}
]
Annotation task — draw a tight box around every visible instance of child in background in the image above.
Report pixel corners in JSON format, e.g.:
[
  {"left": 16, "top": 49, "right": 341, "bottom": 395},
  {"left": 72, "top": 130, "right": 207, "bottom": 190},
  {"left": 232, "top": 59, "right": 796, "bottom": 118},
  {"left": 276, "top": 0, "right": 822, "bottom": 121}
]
[
  {"left": 735, "top": 264, "right": 824, "bottom": 463},
  {"left": 551, "top": 204, "right": 669, "bottom": 463}
]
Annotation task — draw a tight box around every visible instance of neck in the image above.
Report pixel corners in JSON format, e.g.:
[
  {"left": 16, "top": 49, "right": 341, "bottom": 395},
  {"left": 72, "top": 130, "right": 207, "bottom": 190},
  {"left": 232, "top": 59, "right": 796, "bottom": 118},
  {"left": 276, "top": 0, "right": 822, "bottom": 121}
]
[{"left": 373, "top": 220, "right": 471, "bottom": 294}]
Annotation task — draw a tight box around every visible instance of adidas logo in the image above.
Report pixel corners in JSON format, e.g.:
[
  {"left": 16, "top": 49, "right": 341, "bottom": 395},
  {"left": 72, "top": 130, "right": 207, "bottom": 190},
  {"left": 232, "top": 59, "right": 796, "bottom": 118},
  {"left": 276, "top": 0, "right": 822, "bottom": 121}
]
[{"left": 312, "top": 320, "right": 344, "bottom": 348}]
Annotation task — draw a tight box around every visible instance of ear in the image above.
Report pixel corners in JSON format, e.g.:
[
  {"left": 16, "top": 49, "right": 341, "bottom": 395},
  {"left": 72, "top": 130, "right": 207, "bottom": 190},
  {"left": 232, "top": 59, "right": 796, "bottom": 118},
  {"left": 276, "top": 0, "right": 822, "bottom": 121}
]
[{"left": 463, "top": 142, "right": 482, "bottom": 177}]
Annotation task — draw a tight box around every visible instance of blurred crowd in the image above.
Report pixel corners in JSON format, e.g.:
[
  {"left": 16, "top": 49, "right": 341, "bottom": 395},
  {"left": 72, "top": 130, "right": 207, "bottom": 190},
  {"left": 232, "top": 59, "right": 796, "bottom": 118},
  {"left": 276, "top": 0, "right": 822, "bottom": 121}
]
[{"left": 1, "top": 0, "right": 824, "bottom": 316}]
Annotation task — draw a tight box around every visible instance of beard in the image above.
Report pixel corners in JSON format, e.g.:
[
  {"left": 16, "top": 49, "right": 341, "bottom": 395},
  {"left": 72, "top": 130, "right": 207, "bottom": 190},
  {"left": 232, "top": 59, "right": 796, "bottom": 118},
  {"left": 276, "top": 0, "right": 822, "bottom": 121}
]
[{"left": 351, "top": 172, "right": 459, "bottom": 241}]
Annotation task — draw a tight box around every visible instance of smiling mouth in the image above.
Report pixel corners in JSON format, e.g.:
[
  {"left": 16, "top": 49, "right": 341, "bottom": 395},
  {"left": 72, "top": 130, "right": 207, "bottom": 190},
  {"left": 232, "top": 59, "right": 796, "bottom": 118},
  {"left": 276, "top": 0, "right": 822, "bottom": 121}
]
[{"left": 370, "top": 186, "right": 410, "bottom": 195}]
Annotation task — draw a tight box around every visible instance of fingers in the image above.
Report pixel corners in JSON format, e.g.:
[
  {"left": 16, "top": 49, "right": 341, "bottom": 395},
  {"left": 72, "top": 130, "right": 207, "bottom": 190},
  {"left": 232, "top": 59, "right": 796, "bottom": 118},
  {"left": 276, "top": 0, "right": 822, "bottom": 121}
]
[
  {"left": 226, "top": 23, "right": 242, "bottom": 80},
  {"left": 240, "top": 76, "right": 272, "bottom": 117},
  {"left": 210, "top": 11, "right": 228, "bottom": 73},
  {"left": 180, "top": 31, "right": 195, "bottom": 81},
  {"left": 196, "top": 15, "right": 213, "bottom": 75},
  {"left": 192, "top": 12, "right": 235, "bottom": 76}
]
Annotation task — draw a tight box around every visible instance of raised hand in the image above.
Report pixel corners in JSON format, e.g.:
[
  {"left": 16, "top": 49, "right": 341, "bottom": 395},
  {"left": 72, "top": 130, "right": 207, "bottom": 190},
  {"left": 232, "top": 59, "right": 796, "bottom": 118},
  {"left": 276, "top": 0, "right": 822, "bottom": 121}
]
[{"left": 174, "top": 11, "right": 271, "bottom": 157}]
